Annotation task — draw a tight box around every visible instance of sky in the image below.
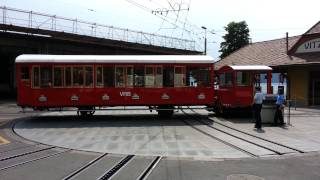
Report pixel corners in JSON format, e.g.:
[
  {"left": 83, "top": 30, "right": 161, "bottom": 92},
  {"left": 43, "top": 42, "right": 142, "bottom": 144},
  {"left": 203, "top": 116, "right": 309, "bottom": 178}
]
[{"left": 1, "top": 0, "right": 319, "bottom": 60}]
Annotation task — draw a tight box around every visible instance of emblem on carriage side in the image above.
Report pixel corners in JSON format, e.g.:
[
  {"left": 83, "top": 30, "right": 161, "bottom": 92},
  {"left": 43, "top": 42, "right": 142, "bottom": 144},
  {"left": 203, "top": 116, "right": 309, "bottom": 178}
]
[
  {"left": 71, "top": 95, "right": 79, "bottom": 101},
  {"left": 131, "top": 93, "right": 140, "bottom": 100},
  {"left": 38, "top": 95, "right": 47, "bottom": 102},
  {"left": 161, "top": 93, "right": 170, "bottom": 100},
  {"left": 102, "top": 94, "right": 110, "bottom": 101},
  {"left": 198, "top": 93, "right": 206, "bottom": 100}
]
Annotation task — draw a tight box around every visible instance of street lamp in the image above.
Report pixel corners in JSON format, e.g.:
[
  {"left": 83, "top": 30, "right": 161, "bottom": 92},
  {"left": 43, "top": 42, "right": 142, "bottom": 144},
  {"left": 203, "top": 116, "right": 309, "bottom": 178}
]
[{"left": 201, "top": 26, "right": 207, "bottom": 55}]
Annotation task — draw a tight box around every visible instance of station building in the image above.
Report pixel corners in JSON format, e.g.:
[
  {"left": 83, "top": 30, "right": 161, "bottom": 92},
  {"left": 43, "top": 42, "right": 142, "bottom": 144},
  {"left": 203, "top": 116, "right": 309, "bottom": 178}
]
[{"left": 215, "top": 21, "right": 320, "bottom": 106}]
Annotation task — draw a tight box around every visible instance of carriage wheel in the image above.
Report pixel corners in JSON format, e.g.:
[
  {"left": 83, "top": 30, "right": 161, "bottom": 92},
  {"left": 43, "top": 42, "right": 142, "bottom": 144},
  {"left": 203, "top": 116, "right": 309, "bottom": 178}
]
[
  {"left": 78, "top": 106, "right": 95, "bottom": 116},
  {"left": 157, "top": 106, "right": 174, "bottom": 118},
  {"left": 215, "top": 101, "right": 224, "bottom": 116}
]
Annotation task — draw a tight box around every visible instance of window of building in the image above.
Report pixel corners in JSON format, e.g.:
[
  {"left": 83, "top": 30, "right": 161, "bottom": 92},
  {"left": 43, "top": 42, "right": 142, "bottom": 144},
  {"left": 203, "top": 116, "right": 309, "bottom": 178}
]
[
  {"left": 53, "top": 67, "right": 64, "bottom": 87},
  {"left": 115, "top": 66, "right": 125, "bottom": 87},
  {"left": 134, "top": 66, "right": 144, "bottom": 87},
  {"left": 96, "top": 66, "right": 103, "bottom": 87},
  {"left": 85, "top": 66, "right": 93, "bottom": 87},
  {"left": 73, "top": 66, "right": 84, "bottom": 87},
  {"left": 236, "top": 71, "right": 250, "bottom": 86},
  {"left": 40, "top": 67, "right": 52, "bottom": 88},
  {"left": 21, "top": 66, "right": 29, "bottom": 80},
  {"left": 65, "top": 67, "right": 72, "bottom": 87},
  {"left": 103, "top": 66, "right": 114, "bottom": 87},
  {"left": 32, "top": 66, "right": 40, "bottom": 88},
  {"left": 174, "top": 66, "right": 185, "bottom": 87}
]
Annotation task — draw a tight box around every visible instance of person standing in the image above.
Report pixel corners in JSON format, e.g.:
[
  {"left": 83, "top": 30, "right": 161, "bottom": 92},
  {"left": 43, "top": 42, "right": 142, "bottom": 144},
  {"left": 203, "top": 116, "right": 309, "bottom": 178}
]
[
  {"left": 274, "top": 89, "right": 285, "bottom": 126},
  {"left": 253, "top": 86, "right": 264, "bottom": 130}
]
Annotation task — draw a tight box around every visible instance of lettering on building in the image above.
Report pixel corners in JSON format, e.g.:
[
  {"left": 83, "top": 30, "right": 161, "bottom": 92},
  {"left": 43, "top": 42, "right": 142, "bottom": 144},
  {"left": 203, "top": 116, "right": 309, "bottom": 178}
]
[{"left": 296, "top": 38, "right": 320, "bottom": 53}]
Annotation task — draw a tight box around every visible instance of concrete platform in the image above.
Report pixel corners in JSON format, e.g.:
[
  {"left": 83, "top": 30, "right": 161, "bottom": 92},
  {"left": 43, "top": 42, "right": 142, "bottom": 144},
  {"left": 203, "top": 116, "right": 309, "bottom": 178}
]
[{"left": 13, "top": 107, "right": 320, "bottom": 159}]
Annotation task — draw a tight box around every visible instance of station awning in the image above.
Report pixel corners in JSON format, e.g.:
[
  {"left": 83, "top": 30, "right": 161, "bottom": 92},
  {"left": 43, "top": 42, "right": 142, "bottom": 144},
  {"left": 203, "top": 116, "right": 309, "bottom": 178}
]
[{"left": 229, "top": 65, "right": 272, "bottom": 71}]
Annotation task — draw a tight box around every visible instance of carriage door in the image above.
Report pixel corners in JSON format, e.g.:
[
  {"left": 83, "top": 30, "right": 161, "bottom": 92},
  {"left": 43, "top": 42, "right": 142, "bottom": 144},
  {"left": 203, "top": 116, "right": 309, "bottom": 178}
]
[
  {"left": 18, "top": 65, "right": 31, "bottom": 104},
  {"left": 115, "top": 66, "right": 133, "bottom": 101}
]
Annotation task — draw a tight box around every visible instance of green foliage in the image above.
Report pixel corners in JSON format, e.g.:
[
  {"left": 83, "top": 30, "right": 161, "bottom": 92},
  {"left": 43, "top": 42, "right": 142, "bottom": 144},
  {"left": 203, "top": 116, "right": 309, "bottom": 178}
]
[{"left": 219, "top": 21, "right": 250, "bottom": 59}]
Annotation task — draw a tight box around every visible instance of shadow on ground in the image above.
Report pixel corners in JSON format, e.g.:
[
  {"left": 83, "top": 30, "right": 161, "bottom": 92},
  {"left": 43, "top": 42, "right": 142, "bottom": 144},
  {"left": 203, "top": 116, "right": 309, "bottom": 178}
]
[{"left": 13, "top": 113, "right": 213, "bottom": 130}]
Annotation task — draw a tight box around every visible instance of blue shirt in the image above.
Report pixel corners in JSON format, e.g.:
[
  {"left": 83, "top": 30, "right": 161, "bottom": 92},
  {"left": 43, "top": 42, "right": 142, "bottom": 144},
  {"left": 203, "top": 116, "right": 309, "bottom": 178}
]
[
  {"left": 254, "top": 92, "right": 264, "bottom": 104},
  {"left": 276, "top": 95, "right": 285, "bottom": 105}
]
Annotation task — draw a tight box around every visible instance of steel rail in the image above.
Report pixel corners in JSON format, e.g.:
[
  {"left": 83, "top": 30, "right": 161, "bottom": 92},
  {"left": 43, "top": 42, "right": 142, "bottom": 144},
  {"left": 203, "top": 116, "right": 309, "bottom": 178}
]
[
  {"left": 0, "top": 146, "right": 55, "bottom": 161},
  {"left": 178, "top": 113, "right": 258, "bottom": 158},
  {"left": 186, "top": 108, "right": 305, "bottom": 154},
  {"left": 62, "top": 153, "right": 108, "bottom": 180},
  {"left": 97, "top": 155, "right": 135, "bottom": 180},
  {"left": 137, "top": 156, "right": 162, "bottom": 180},
  {"left": 0, "top": 149, "right": 71, "bottom": 171},
  {"left": 0, "top": 143, "right": 41, "bottom": 154}
]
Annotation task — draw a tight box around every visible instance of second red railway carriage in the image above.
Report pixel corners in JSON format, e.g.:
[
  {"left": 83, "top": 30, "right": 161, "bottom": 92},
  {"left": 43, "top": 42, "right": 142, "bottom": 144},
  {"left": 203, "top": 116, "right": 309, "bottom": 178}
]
[
  {"left": 16, "top": 55, "right": 215, "bottom": 116},
  {"left": 215, "top": 65, "right": 273, "bottom": 114}
]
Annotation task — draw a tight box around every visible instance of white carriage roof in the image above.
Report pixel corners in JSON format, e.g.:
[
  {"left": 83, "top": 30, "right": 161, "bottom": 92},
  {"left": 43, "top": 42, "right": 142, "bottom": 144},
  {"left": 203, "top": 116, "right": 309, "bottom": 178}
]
[
  {"left": 229, "top": 65, "right": 272, "bottom": 71},
  {"left": 15, "top": 55, "right": 214, "bottom": 64}
]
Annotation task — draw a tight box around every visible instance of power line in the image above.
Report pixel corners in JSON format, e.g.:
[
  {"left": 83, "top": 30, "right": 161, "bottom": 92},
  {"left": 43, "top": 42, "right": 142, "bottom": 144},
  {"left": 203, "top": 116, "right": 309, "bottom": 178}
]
[{"left": 123, "top": 0, "right": 196, "bottom": 35}]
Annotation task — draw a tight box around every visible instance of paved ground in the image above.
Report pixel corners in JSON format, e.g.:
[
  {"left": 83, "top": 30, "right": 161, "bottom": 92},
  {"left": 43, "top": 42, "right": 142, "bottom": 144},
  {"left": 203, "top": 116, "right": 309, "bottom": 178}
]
[
  {"left": 1, "top": 101, "right": 320, "bottom": 180},
  {"left": 12, "top": 106, "right": 320, "bottom": 159}
]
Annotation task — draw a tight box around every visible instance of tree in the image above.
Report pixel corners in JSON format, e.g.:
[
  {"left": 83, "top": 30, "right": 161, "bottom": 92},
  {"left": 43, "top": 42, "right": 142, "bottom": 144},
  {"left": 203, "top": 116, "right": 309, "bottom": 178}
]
[{"left": 219, "top": 21, "right": 250, "bottom": 59}]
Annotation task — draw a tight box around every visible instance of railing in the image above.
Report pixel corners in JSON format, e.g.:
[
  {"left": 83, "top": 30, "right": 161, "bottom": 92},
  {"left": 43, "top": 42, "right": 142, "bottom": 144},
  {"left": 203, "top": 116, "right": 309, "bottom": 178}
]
[{"left": 0, "top": 6, "right": 198, "bottom": 51}]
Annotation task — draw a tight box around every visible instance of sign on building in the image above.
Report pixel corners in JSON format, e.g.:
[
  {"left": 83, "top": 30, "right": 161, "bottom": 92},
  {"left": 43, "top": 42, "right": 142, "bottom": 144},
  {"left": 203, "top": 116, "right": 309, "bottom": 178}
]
[{"left": 296, "top": 38, "right": 320, "bottom": 53}]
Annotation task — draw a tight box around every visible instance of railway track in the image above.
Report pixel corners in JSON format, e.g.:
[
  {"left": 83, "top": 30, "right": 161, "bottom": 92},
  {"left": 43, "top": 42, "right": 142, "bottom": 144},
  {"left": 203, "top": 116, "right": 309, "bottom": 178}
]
[
  {"left": 0, "top": 147, "right": 70, "bottom": 171},
  {"left": 0, "top": 117, "right": 163, "bottom": 180},
  {"left": 180, "top": 108, "right": 305, "bottom": 158},
  {"left": 61, "top": 154, "right": 161, "bottom": 180}
]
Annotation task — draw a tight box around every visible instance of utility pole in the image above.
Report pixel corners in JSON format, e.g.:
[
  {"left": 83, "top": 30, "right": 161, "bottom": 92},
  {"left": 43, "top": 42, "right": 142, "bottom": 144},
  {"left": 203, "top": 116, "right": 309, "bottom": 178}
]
[{"left": 201, "top": 26, "right": 207, "bottom": 55}]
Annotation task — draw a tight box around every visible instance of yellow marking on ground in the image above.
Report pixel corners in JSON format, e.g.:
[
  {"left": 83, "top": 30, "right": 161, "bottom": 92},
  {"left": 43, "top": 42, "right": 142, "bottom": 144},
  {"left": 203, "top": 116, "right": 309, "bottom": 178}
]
[{"left": 0, "top": 135, "right": 10, "bottom": 145}]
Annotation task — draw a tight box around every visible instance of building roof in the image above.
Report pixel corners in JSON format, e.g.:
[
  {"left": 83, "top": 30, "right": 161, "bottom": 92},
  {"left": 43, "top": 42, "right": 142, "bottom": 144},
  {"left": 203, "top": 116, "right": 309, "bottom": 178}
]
[
  {"left": 305, "top": 21, "right": 320, "bottom": 34},
  {"left": 215, "top": 35, "right": 320, "bottom": 69},
  {"left": 16, "top": 55, "right": 214, "bottom": 64}
]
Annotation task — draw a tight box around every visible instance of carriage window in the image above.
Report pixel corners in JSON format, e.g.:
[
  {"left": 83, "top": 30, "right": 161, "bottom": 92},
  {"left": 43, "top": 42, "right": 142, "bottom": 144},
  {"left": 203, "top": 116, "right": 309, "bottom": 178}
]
[
  {"left": 96, "top": 66, "right": 103, "bottom": 87},
  {"left": 163, "top": 67, "right": 174, "bottom": 87},
  {"left": 73, "top": 67, "right": 84, "bottom": 87},
  {"left": 115, "top": 67, "right": 125, "bottom": 87},
  {"left": 32, "top": 66, "right": 40, "bottom": 88},
  {"left": 103, "top": 66, "right": 114, "bottom": 87},
  {"left": 53, "top": 67, "right": 63, "bottom": 87},
  {"left": 127, "top": 66, "right": 133, "bottom": 87},
  {"left": 225, "top": 72, "right": 233, "bottom": 86},
  {"left": 187, "top": 67, "right": 210, "bottom": 87},
  {"left": 145, "top": 66, "right": 155, "bottom": 87},
  {"left": 65, "top": 67, "right": 72, "bottom": 87},
  {"left": 21, "top": 66, "right": 29, "bottom": 80},
  {"left": 134, "top": 66, "right": 144, "bottom": 87},
  {"left": 155, "top": 66, "right": 163, "bottom": 87},
  {"left": 236, "top": 71, "right": 250, "bottom": 86},
  {"left": 219, "top": 73, "right": 225, "bottom": 86},
  {"left": 85, "top": 66, "right": 93, "bottom": 87},
  {"left": 40, "top": 67, "right": 52, "bottom": 88},
  {"left": 174, "top": 66, "right": 185, "bottom": 87}
]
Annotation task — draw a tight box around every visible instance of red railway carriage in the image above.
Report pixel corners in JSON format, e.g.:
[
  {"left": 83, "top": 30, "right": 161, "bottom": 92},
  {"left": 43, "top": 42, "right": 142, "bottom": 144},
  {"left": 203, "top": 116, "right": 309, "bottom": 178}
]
[
  {"left": 215, "top": 65, "right": 272, "bottom": 114},
  {"left": 16, "top": 55, "right": 215, "bottom": 116}
]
